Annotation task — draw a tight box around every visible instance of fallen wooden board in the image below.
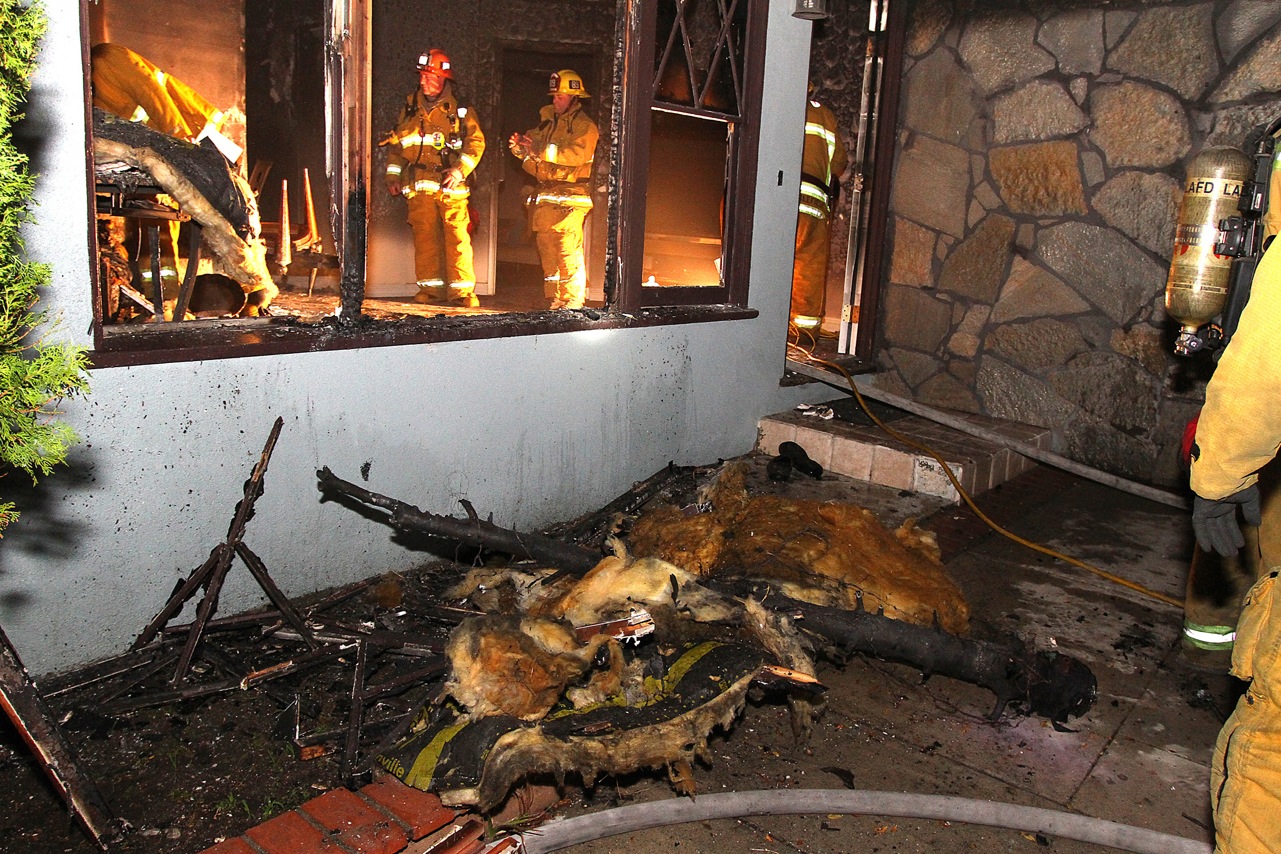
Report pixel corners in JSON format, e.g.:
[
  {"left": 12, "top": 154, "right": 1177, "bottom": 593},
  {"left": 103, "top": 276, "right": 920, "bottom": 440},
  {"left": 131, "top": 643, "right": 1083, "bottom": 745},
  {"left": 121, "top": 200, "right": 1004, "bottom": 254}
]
[{"left": 0, "top": 625, "right": 125, "bottom": 848}]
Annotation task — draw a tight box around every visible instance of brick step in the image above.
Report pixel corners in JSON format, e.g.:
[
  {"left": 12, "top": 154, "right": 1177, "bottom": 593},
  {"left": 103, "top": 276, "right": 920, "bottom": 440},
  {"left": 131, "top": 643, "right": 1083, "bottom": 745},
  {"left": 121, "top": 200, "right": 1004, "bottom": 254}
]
[
  {"left": 199, "top": 777, "right": 465, "bottom": 854},
  {"left": 757, "top": 403, "right": 1050, "bottom": 503}
]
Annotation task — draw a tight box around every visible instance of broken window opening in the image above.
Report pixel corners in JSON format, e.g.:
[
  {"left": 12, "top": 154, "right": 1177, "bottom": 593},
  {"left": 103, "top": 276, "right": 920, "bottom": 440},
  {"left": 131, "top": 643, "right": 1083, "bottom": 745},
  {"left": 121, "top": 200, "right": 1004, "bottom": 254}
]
[
  {"left": 82, "top": 0, "right": 766, "bottom": 365},
  {"left": 615, "top": 0, "right": 764, "bottom": 309}
]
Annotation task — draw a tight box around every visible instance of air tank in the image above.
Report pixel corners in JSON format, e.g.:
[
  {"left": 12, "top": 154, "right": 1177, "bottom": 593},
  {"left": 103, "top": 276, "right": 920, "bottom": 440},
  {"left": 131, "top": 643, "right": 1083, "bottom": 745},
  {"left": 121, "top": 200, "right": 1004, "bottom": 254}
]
[{"left": 1165, "top": 147, "right": 1252, "bottom": 350}]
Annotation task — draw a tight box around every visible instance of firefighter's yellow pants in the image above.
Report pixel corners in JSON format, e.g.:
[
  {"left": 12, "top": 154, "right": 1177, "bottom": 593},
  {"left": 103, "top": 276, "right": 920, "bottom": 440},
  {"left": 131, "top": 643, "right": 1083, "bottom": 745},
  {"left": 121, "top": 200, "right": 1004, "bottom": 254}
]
[
  {"left": 532, "top": 203, "right": 588, "bottom": 308},
  {"left": 1212, "top": 571, "right": 1281, "bottom": 853},
  {"left": 91, "top": 43, "right": 217, "bottom": 141},
  {"left": 407, "top": 192, "right": 475, "bottom": 293},
  {"left": 791, "top": 211, "right": 831, "bottom": 325},
  {"left": 1184, "top": 460, "right": 1281, "bottom": 654}
]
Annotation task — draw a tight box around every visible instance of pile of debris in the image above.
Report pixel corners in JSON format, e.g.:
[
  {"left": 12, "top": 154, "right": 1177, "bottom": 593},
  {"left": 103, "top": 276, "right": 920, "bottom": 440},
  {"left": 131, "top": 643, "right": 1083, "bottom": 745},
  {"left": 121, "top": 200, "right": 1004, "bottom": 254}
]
[
  {"left": 317, "top": 453, "right": 1097, "bottom": 815},
  {"left": 3, "top": 421, "right": 1098, "bottom": 851}
]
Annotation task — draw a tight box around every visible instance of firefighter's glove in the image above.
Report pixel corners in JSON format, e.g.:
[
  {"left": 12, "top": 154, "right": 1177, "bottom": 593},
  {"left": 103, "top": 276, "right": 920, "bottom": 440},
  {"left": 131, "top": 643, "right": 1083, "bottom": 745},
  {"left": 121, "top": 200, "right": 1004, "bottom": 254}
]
[
  {"left": 508, "top": 132, "right": 533, "bottom": 159},
  {"left": 1192, "top": 484, "right": 1262, "bottom": 557},
  {"left": 441, "top": 166, "right": 464, "bottom": 191}
]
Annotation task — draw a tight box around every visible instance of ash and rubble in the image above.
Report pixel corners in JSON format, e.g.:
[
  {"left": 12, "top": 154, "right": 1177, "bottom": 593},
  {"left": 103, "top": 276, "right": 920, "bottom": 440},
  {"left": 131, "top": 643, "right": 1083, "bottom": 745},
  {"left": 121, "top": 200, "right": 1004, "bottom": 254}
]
[{"left": 5, "top": 447, "right": 1176, "bottom": 854}]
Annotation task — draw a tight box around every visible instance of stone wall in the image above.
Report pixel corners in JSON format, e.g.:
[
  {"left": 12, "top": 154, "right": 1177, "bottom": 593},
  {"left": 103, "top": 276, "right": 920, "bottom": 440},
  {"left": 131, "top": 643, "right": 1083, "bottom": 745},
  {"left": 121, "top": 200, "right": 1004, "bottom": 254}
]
[{"left": 880, "top": 0, "right": 1281, "bottom": 486}]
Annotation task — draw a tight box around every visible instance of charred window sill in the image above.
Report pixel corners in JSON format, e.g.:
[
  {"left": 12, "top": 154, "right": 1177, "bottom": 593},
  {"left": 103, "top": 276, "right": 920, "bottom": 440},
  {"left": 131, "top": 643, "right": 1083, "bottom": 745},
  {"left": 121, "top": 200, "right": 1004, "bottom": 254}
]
[{"left": 88, "top": 304, "right": 760, "bottom": 369}]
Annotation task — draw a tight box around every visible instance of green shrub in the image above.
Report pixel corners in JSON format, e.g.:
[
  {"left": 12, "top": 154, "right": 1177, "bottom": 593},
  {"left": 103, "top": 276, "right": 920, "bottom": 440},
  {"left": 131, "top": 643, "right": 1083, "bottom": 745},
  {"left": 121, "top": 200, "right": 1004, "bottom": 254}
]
[{"left": 0, "top": 0, "right": 90, "bottom": 532}]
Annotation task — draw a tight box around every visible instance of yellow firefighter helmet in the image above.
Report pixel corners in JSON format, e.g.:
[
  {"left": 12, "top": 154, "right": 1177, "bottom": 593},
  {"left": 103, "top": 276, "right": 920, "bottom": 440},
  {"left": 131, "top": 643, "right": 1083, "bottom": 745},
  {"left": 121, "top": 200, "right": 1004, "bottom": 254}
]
[
  {"left": 549, "top": 69, "right": 589, "bottom": 98},
  {"left": 416, "top": 49, "right": 453, "bottom": 79}
]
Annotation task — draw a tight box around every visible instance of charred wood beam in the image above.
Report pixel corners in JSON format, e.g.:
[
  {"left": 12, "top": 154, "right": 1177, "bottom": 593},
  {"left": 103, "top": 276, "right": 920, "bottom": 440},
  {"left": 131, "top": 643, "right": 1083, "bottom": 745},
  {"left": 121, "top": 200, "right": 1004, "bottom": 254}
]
[
  {"left": 99, "top": 677, "right": 242, "bottom": 715},
  {"left": 360, "top": 660, "right": 447, "bottom": 702},
  {"left": 343, "top": 640, "right": 370, "bottom": 781},
  {"left": 167, "top": 419, "right": 284, "bottom": 682},
  {"left": 343, "top": 646, "right": 447, "bottom": 783},
  {"left": 0, "top": 626, "right": 125, "bottom": 849},
  {"left": 235, "top": 643, "right": 356, "bottom": 691},
  {"left": 303, "top": 577, "right": 379, "bottom": 615},
  {"left": 196, "top": 646, "right": 309, "bottom": 710},
  {"left": 294, "top": 709, "right": 416, "bottom": 751},
  {"left": 710, "top": 580, "right": 1097, "bottom": 726},
  {"left": 98, "top": 650, "right": 180, "bottom": 706},
  {"left": 134, "top": 417, "right": 319, "bottom": 690},
  {"left": 397, "top": 601, "right": 487, "bottom": 627},
  {"left": 234, "top": 541, "right": 320, "bottom": 650},
  {"left": 39, "top": 644, "right": 168, "bottom": 699},
  {"left": 273, "top": 625, "right": 442, "bottom": 657},
  {"left": 161, "top": 611, "right": 289, "bottom": 637},
  {"left": 134, "top": 417, "right": 285, "bottom": 651},
  {"left": 539, "top": 461, "right": 699, "bottom": 546},
  {"left": 316, "top": 467, "right": 601, "bottom": 575},
  {"left": 155, "top": 578, "right": 378, "bottom": 641},
  {"left": 339, "top": 184, "right": 367, "bottom": 322}
]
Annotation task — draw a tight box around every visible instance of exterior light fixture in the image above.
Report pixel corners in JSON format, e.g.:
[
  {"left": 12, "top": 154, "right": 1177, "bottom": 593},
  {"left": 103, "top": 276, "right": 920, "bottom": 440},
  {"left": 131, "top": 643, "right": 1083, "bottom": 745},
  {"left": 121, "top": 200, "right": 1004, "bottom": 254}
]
[{"left": 793, "top": 0, "right": 829, "bottom": 20}]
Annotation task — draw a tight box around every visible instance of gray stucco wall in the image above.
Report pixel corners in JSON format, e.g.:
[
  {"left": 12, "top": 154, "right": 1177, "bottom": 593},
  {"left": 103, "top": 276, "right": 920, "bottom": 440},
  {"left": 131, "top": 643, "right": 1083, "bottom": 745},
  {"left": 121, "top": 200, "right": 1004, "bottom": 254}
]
[
  {"left": 879, "top": 0, "right": 1281, "bottom": 487},
  {"left": 6, "top": 0, "right": 824, "bottom": 675}
]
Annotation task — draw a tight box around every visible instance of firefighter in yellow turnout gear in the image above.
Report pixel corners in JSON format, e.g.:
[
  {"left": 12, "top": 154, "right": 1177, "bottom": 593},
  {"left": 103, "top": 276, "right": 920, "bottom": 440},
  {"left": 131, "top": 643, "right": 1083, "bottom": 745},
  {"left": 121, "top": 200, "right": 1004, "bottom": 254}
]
[
  {"left": 790, "top": 91, "right": 847, "bottom": 332},
  {"left": 1190, "top": 234, "right": 1281, "bottom": 852},
  {"left": 91, "top": 43, "right": 224, "bottom": 144},
  {"left": 384, "top": 49, "right": 485, "bottom": 306},
  {"left": 509, "top": 70, "right": 599, "bottom": 310},
  {"left": 1182, "top": 133, "right": 1281, "bottom": 660},
  {"left": 90, "top": 43, "right": 275, "bottom": 316}
]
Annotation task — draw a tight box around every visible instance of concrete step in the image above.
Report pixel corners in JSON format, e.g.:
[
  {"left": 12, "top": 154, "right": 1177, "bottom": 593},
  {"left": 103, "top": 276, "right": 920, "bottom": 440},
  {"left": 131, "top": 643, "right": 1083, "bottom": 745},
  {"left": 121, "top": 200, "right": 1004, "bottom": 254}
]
[{"left": 757, "top": 402, "right": 1051, "bottom": 504}]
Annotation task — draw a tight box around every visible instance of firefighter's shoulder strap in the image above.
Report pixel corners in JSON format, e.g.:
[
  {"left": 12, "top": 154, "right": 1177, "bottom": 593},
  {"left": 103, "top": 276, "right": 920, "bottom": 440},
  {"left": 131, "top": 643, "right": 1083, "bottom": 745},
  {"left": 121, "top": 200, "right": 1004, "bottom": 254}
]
[
  {"left": 1266, "top": 127, "right": 1281, "bottom": 244},
  {"left": 1219, "top": 122, "right": 1281, "bottom": 353}
]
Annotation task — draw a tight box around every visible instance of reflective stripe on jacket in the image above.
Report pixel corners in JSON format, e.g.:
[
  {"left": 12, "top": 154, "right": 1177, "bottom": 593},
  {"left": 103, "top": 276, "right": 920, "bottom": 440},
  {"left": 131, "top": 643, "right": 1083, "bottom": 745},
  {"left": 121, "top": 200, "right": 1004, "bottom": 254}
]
[
  {"left": 797, "top": 99, "right": 847, "bottom": 220},
  {"left": 531, "top": 182, "right": 594, "bottom": 208}
]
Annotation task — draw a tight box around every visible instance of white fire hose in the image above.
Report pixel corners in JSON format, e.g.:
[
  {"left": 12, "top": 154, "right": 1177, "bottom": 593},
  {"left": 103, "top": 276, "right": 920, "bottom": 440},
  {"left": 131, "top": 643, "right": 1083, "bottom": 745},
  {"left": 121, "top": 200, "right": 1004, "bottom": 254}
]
[{"left": 487, "top": 789, "right": 1211, "bottom": 854}]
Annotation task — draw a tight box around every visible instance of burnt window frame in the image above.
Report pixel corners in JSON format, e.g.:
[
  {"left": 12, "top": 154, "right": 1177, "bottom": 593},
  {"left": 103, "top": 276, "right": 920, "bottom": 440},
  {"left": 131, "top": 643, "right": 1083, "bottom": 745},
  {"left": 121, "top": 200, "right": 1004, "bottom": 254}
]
[
  {"left": 79, "top": 0, "right": 764, "bottom": 369},
  {"left": 611, "top": 0, "right": 766, "bottom": 310}
]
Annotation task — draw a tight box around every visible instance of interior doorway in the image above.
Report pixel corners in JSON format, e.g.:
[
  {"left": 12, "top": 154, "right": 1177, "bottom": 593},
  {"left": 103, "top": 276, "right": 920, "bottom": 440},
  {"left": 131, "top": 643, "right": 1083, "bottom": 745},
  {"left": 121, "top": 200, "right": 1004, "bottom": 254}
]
[
  {"left": 245, "top": 0, "right": 334, "bottom": 294},
  {"left": 791, "top": 0, "right": 902, "bottom": 364},
  {"left": 496, "top": 46, "right": 603, "bottom": 310}
]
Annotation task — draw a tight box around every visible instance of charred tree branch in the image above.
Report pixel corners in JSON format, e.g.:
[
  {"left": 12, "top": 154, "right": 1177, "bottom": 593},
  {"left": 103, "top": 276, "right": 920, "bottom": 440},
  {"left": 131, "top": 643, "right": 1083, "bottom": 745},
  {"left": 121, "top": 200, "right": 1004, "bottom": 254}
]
[
  {"left": 316, "top": 467, "right": 601, "bottom": 575},
  {"left": 540, "top": 461, "right": 701, "bottom": 546},
  {"left": 710, "top": 579, "right": 1096, "bottom": 725}
]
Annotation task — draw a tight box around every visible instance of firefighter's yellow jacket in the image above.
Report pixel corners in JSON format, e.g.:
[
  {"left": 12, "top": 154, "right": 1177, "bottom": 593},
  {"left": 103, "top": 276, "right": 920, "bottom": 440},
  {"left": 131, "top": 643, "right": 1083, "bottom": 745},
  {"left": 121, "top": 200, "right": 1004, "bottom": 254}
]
[
  {"left": 385, "top": 82, "right": 485, "bottom": 198},
  {"left": 517, "top": 102, "right": 598, "bottom": 208},
  {"left": 1190, "top": 242, "right": 1281, "bottom": 502},
  {"left": 90, "top": 43, "right": 219, "bottom": 141},
  {"left": 799, "top": 99, "right": 847, "bottom": 222},
  {"left": 791, "top": 98, "right": 848, "bottom": 326},
  {"left": 1192, "top": 242, "right": 1281, "bottom": 854}
]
